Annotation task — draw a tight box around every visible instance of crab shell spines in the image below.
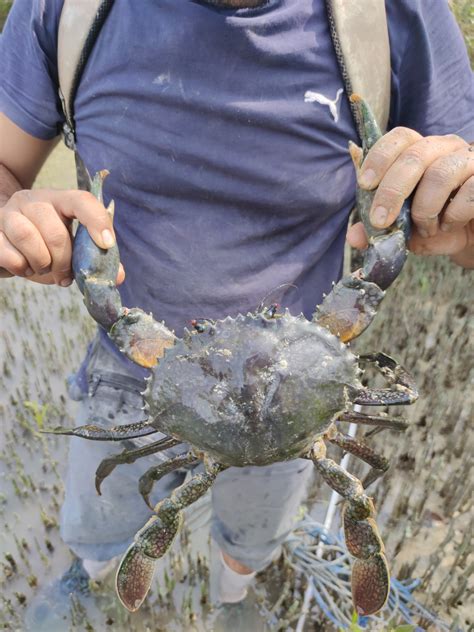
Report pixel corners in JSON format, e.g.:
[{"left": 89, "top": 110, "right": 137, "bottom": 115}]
[{"left": 144, "top": 312, "right": 359, "bottom": 467}]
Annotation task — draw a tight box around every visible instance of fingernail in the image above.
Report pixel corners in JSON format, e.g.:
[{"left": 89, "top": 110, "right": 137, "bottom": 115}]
[
  {"left": 101, "top": 229, "right": 115, "bottom": 248},
  {"left": 359, "top": 168, "right": 376, "bottom": 189},
  {"left": 60, "top": 278, "right": 73, "bottom": 287},
  {"left": 371, "top": 206, "right": 388, "bottom": 227},
  {"left": 39, "top": 266, "right": 51, "bottom": 276},
  {"left": 25, "top": 268, "right": 34, "bottom": 277},
  {"left": 418, "top": 228, "right": 429, "bottom": 238},
  {"left": 440, "top": 223, "right": 451, "bottom": 232}
]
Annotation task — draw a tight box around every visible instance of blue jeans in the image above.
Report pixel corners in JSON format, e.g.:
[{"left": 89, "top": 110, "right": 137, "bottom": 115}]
[{"left": 60, "top": 337, "right": 313, "bottom": 571}]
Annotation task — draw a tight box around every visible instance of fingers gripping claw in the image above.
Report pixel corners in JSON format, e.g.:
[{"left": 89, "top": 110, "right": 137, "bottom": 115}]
[
  {"left": 313, "top": 97, "right": 411, "bottom": 342},
  {"left": 72, "top": 171, "right": 176, "bottom": 368},
  {"left": 73, "top": 171, "right": 122, "bottom": 329},
  {"left": 350, "top": 95, "right": 411, "bottom": 289}
]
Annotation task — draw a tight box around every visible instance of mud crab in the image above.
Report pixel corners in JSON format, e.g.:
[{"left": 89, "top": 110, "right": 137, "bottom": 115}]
[{"left": 52, "top": 96, "right": 418, "bottom": 615}]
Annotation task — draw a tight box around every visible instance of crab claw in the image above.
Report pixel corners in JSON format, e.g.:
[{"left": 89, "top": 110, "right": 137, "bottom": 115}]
[
  {"left": 72, "top": 171, "right": 176, "bottom": 368},
  {"left": 313, "top": 95, "right": 411, "bottom": 343},
  {"left": 110, "top": 308, "right": 175, "bottom": 368}
]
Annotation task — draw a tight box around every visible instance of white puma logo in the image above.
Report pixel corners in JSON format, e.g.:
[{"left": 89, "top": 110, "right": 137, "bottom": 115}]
[{"left": 304, "top": 88, "right": 343, "bottom": 123}]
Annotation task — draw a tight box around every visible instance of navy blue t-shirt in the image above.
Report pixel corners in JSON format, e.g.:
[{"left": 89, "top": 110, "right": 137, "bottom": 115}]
[{"left": 1, "top": 0, "right": 473, "bottom": 377}]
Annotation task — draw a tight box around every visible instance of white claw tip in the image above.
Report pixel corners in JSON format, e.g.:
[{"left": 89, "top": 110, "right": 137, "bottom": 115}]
[{"left": 106, "top": 199, "right": 115, "bottom": 220}]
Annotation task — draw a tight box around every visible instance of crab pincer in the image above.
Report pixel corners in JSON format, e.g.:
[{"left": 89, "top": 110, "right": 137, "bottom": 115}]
[
  {"left": 314, "top": 94, "right": 411, "bottom": 343},
  {"left": 72, "top": 171, "right": 175, "bottom": 368}
]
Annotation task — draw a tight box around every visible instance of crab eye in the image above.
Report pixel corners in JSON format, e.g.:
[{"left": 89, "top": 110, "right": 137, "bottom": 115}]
[
  {"left": 263, "top": 303, "right": 280, "bottom": 319},
  {"left": 191, "top": 319, "right": 210, "bottom": 334}
]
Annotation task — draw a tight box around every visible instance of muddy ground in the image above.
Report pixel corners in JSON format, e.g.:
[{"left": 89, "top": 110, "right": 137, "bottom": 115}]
[{"left": 350, "top": 257, "right": 473, "bottom": 632}]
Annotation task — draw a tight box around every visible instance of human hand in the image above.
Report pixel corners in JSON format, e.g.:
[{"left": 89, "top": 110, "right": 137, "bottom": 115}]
[
  {"left": 346, "top": 128, "right": 474, "bottom": 268},
  {"left": 0, "top": 189, "right": 125, "bottom": 285}
]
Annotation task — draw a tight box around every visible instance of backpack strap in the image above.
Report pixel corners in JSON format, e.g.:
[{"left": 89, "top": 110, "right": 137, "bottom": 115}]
[
  {"left": 57, "top": 0, "right": 390, "bottom": 184},
  {"left": 58, "top": 0, "right": 115, "bottom": 152},
  {"left": 326, "top": 0, "right": 391, "bottom": 136}
]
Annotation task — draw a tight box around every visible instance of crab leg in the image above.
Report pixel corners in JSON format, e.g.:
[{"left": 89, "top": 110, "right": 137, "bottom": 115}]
[
  {"left": 336, "top": 411, "right": 408, "bottom": 432},
  {"left": 95, "top": 436, "right": 182, "bottom": 494},
  {"left": 313, "top": 96, "right": 411, "bottom": 343},
  {"left": 72, "top": 171, "right": 176, "bottom": 368},
  {"left": 138, "top": 451, "right": 200, "bottom": 509},
  {"left": 309, "top": 440, "right": 389, "bottom": 616},
  {"left": 328, "top": 431, "right": 389, "bottom": 488},
  {"left": 45, "top": 420, "right": 159, "bottom": 441},
  {"left": 351, "top": 352, "right": 418, "bottom": 406},
  {"left": 116, "top": 460, "right": 225, "bottom": 612}
]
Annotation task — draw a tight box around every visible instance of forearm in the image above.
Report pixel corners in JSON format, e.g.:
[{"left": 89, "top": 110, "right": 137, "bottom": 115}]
[{"left": 0, "top": 163, "right": 22, "bottom": 206}]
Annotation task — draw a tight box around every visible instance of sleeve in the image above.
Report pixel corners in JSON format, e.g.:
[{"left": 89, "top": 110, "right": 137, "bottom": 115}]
[
  {"left": 0, "top": 0, "right": 65, "bottom": 140},
  {"left": 387, "top": 0, "right": 474, "bottom": 142}
]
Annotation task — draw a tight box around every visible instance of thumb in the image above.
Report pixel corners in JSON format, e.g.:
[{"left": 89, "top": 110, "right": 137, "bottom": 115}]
[
  {"left": 346, "top": 222, "right": 368, "bottom": 249},
  {"left": 117, "top": 263, "right": 126, "bottom": 285}
]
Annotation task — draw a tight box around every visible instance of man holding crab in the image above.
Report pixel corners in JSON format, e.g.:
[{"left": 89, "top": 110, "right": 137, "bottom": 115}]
[{"left": 0, "top": 0, "right": 473, "bottom": 627}]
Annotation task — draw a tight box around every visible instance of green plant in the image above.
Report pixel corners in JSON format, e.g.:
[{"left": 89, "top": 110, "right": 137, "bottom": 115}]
[
  {"left": 23, "top": 400, "right": 49, "bottom": 430},
  {"left": 450, "top": 0, "right": 474, "bottom": 62},
  {"left": 0, "top": 0, "right": 13, "bottom": 30},
  {"left": 346, "top": 612, "right": 416, "bottom": 632}
]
